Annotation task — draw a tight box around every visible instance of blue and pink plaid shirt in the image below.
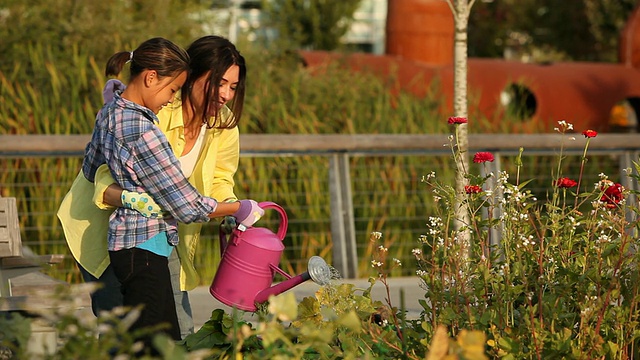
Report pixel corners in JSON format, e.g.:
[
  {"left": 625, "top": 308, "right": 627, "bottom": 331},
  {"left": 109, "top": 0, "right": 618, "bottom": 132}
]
[{"left": 82, "top": 93, "right": 218, "bottom": 251}]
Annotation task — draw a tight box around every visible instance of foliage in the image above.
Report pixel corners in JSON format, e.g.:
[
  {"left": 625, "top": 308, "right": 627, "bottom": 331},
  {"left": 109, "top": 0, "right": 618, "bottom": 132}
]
[
  {"left": 183, "top": 256, "right": 488, "bottom": 359},
  {"left": 469, "top": 0, "right": 637, "bottom": 62},
  {"left": 0, "top": 50, "right": 103, "bottom": 135},
  {"left": 0, "top": 283, "right": 199, "bottom": 359},
  {"left": 415, "top": 119, "right": 640, "bottom": 358},
  {"left": 261, "top": 0, "right": 362, "bottom": 51},
  {"left": 241, "top": 50, "right": 444, "bottom": 134},
  {"left": 0, "top": 0, "right": 210, "bottom": 83},
  {"left": 0, "top": 311, "right": 30, "bottom": 358},
  {"left": 2, "top": 270, "right": 488, "bottom": 359}
]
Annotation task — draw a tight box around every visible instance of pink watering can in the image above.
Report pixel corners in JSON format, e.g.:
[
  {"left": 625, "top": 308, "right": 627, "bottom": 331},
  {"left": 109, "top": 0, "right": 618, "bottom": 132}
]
[{"left": 209, "top": 201, "right": 332, "bottom": 311}]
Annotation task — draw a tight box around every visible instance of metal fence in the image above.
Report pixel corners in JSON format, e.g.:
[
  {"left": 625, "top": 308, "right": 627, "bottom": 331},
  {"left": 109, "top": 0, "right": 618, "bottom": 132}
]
[{"left": 1, "top": 133, "right": 639, "bottom": 280}]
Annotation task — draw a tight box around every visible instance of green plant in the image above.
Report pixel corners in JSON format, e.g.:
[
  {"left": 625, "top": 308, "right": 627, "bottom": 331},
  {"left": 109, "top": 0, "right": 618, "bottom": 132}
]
[
  {"left": 181, "top": 230, "right": 490, "bottom": 359},
  {"left": 414, "top": 119, "right": 640, "bottom": 358},
  {"left": 261, "top": 0, "right": 362, "bottom": 51},
  {"left": 0, "top": 282, "right": 200, "bottom": 359}
]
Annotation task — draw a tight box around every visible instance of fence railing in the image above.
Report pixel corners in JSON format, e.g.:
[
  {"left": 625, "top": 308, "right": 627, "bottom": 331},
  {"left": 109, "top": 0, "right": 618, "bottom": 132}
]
[{"left": 2, "top": 133, "right": 640, "bottom": 279}]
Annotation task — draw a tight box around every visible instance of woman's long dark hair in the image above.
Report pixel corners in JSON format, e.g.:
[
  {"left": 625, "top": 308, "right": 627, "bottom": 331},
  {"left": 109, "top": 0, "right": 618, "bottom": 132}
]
[{"left": 182, "top": 36, "right": 246, "bottom": 129}]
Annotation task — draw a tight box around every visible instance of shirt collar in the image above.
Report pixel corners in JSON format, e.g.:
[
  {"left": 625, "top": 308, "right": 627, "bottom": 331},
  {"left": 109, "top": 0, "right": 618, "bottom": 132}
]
[{"left": 113, "top": 92, "right": 158, "bottom": 123}]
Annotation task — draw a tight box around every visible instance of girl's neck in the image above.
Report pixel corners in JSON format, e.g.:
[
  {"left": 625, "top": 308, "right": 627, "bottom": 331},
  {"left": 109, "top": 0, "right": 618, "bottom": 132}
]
[{"left": 121, "top": 83, "right": 144, "bottom": 108}]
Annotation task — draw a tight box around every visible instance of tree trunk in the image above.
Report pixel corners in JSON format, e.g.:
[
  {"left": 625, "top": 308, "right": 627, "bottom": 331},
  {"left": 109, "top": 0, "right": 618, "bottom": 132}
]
[{"left": 447, "top": 0, "right": 475, "bottom": 255}]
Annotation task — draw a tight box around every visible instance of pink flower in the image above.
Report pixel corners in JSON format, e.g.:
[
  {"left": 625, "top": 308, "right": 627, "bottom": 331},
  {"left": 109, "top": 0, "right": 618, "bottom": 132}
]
[
  {"left": 555, "top": 177, "right": 577, "bottom": 188},
  {"left": 582, "top": 129, "right": 598, "bottom": 138},
  {"left": 464, "top": 185, "right": 482, "bottom": 194},
  {"left": 448, "top": 116, "right": 468, "bottom": 125},
  {"left": 473, "top": 152, "right": 495, "bottom": 163}
]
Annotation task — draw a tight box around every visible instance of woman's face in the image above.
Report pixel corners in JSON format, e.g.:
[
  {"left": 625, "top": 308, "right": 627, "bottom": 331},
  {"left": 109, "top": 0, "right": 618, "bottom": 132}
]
[{"left": 192, "top": 64, "right": 240, "bottom": 118}]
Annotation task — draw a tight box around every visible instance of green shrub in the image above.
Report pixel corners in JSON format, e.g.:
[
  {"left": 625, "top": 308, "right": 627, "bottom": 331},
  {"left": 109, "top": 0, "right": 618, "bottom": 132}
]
[{"left": 413, "top": 120, "right": 640, "bottom": 358}]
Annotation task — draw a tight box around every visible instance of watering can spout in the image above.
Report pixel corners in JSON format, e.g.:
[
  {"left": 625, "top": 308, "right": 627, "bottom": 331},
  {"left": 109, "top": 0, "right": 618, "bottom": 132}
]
[
  {"left": 254, "top": 272, "right": 311, "bottom": 304},
  {"left": 254, "top": 256, "right": 332, "bottom": 305}
]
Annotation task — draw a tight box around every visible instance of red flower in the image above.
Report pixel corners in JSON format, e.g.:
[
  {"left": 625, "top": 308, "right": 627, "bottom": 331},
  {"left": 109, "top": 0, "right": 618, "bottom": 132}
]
[
  {"left": 464, "top": 185, "right": 482, "bottom": 194},
  {"left": 582, "top": 129, "right": 598, "bottom": 138},
  {"left": 555, "top": 177, "right": 577, "bottom": 188},
  {"left": 448, "top": 116, "right": 468, "bottom": 125},
  {"left": 473, "top": 152, "right": 495, "bottom": 163},
  {"left": 600, "top": 181, "right": 624, "bottom": 208}
]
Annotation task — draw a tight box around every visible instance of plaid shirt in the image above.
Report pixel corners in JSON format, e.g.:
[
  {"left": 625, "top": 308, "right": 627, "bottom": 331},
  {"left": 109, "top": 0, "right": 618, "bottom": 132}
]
[{"left": 82, "top": 93, "right": 218, "bottom": 251}]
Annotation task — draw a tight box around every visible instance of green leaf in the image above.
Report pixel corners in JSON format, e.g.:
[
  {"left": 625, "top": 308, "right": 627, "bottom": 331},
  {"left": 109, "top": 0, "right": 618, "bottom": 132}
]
[{"left": 337, "top": 311, "right": 362, "bottom": 333}]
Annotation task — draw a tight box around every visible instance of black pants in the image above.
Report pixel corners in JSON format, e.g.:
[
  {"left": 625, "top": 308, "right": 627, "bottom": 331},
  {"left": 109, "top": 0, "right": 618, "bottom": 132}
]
[
  {"left": 109, "top": 248, "right": 181, "bottom": 347},
  {"left": 78, "top": 262, "right": 123, "bottom": 317}
]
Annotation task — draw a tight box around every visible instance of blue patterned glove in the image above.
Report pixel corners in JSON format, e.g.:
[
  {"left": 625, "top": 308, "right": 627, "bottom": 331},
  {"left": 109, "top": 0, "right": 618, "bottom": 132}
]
[{"left": 121, "top": 189, "right": 165, "bottom": 218}]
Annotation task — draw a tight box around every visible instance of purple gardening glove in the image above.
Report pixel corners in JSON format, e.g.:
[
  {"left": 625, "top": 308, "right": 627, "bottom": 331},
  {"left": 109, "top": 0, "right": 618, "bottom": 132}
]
[
  {"left": 102, "top": 79, "right": 126, "bottom": 104},
  {"left": 232, "top": 200, "right": 264, "bottom": 230}
]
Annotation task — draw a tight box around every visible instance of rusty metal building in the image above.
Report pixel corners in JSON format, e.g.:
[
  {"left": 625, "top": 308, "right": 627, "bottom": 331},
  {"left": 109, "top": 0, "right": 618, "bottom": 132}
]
[{"left": 301, "top": 0, "right": 640, "bottom": 132}]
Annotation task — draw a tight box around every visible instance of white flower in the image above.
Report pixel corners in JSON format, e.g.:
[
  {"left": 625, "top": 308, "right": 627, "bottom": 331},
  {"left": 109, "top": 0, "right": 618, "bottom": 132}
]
[{"left": 423, "top": 171, "right": 436, "bottom": 181}]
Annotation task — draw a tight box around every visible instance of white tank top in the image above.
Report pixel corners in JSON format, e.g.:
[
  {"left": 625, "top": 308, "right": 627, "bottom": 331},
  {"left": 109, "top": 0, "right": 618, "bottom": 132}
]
[{"left": 179, "top": 124, "right": 207, "bottom": 179}]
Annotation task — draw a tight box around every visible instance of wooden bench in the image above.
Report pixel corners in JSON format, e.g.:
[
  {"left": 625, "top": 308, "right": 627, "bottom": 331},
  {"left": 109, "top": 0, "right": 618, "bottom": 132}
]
[
  {"left": 0, "top": 196, "right": 87, "bottom": 357},
  {"left": 0, "top": 196, "right": 68, "bottom": 311}
]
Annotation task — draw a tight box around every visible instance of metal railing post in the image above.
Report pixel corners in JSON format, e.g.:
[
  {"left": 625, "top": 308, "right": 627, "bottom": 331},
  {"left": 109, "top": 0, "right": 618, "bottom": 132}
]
[
  {"left": 328, "top": 153, "right": 358, "bottom": 278},
  {"left": 620, "top": 150, "right": 639, "bottom": 237},
  {"left": 480, "top": 152, "right": 503, "bottom": 250}
]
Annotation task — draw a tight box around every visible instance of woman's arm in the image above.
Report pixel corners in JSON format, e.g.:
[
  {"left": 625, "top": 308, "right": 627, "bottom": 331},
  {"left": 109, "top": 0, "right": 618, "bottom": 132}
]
[{"left": 92, "top": 164, "right": 119, "bottom": 209}]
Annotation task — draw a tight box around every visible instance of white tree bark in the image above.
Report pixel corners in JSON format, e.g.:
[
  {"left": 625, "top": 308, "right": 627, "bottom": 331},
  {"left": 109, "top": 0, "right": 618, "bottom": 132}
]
[{"left": 446, "top": 0, "right": 476, "bottom": 255}]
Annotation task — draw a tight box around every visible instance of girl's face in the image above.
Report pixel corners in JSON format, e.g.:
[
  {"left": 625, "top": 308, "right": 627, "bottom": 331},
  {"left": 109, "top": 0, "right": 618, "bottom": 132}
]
[
  {"left": 145, "top": 70, "right": 188, "bottom": 114},
  {"left": 193, "top": 64, "right": 240, "bottom": 118}
]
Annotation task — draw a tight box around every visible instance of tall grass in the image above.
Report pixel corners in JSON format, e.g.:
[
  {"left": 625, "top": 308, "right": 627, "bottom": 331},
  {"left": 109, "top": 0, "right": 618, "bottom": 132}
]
[{"left": 0, "top": 45, "right": 619, "bottom": 284}]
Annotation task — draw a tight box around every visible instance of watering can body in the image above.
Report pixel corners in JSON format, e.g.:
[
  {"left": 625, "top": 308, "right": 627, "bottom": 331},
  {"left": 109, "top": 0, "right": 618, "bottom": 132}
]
[{"left": 210, "top": 202, "right": 295, "bottom": 311}]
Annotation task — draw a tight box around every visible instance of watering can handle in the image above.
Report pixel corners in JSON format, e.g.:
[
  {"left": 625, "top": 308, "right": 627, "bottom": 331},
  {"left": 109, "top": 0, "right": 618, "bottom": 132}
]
[
  {"left": 257, "top": 201, "right": 288, "bottom": 240},
  {"left": 218, "top": 201, "right": 289, "bottom": 256}
]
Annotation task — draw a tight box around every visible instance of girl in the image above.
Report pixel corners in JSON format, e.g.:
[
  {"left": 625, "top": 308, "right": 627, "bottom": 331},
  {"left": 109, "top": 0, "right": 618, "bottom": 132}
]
[
  {"left": 98, "top": 35, "right": 250, "bottom": 338},
  {"left": 79, "top": 37, "right": 262, "bottom": 350},
  {"left": 59, "top": 36, "right": 254, "bottom": 340}
]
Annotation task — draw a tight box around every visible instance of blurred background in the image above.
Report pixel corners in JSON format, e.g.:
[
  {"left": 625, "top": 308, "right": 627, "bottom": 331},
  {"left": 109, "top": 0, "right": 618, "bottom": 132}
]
[{"left": 1, "top": 0, "right": 639, "bottom": 283}]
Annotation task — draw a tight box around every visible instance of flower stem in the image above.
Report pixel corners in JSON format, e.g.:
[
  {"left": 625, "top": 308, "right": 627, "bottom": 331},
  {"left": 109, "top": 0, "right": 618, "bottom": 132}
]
[{"left": 574, "top": 138, "right": 591, "bottom": 208}]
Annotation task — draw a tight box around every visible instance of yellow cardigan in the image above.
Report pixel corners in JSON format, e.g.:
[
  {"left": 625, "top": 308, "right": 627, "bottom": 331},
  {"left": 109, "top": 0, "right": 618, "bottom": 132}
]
[{"left": 57, "top": 94, "right": 239, "bottom": 291}]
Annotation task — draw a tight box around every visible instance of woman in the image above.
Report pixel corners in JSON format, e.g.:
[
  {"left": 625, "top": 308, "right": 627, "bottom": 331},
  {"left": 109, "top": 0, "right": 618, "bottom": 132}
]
[{"left": 58, "top": 35, "right": 249, "bottom": 339}]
